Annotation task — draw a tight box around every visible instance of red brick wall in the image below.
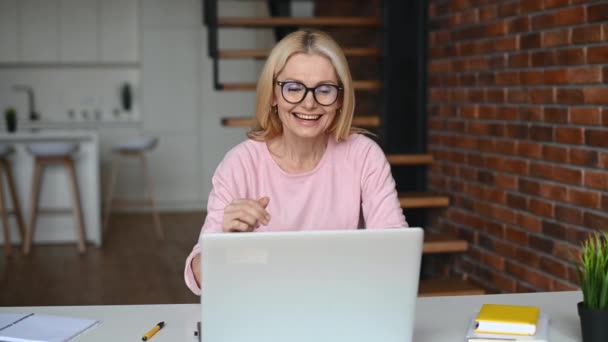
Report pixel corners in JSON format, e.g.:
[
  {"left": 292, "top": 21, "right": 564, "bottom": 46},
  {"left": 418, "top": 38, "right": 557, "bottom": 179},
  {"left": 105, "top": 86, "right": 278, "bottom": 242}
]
[{"left": 427, "top": 0, "right": 608, "bottom": 293}]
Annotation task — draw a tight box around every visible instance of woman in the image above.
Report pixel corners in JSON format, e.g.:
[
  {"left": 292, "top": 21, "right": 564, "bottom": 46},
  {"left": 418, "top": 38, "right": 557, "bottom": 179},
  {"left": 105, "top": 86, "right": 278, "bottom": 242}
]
[{"left": 184, "top": 30, "right": 407, "bottom": 295}]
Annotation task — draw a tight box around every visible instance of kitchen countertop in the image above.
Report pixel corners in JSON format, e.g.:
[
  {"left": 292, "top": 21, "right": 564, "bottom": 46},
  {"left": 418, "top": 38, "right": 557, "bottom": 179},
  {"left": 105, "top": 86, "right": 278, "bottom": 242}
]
[
  {"left": 0, "top": 119, "right": 141, "bottom": 131},
  {"left": 0, "top": 129, "right": 98, "bottom": 142}
]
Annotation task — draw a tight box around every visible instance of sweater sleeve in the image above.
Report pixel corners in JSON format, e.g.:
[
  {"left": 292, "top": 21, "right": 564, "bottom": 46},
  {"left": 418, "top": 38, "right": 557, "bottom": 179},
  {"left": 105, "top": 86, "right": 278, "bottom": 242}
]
[
  {"left": 359, "top": 138, "right": 408, "bottom": 228},
  {"left": 184, "top": 151, "right": 243, "bottom": 295}
]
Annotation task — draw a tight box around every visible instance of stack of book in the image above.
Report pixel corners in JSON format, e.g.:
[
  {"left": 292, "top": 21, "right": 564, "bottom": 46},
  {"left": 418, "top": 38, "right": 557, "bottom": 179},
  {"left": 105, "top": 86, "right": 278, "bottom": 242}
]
[{"left": 465, "top": 304, "right": 550, "bottom": 342}]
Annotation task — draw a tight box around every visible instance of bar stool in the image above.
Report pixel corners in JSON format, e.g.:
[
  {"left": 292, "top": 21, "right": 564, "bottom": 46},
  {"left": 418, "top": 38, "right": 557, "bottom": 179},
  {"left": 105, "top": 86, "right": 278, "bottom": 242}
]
[
  {"left": 0, "top": 144, "right": 25, "bottom": 257},
  {"left": 103, "top": 137, "right": 163, "bottom": 240},
  {"left": 23, "top": 142, "right": 86, "bottom": 255}
]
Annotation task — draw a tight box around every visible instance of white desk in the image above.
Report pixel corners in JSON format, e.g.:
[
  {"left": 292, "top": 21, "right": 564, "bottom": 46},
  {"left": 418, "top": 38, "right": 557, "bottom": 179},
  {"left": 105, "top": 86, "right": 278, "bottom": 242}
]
[
  {"left": 0, "top": 291, "right": 583, "bottom": 341},
  {"left": 0, "top": 130, "right": 101, "bottom": 246}
]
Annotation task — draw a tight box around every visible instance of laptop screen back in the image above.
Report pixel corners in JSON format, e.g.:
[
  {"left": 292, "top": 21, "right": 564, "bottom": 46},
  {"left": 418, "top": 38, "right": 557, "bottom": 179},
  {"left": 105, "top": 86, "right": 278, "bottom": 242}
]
[{"left": 200, "top": 228, "right": 423, "bottom": 342}]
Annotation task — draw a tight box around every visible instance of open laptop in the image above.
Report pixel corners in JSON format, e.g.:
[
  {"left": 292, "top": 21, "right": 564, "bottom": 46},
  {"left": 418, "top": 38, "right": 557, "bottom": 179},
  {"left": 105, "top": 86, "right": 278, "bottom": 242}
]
[{"left": 199, "top": 228, "right": 424, "bottom": 342}]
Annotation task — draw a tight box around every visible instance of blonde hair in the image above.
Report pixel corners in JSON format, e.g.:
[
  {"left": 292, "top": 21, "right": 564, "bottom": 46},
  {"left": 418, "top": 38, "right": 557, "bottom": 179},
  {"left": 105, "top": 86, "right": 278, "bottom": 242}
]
[{"left": 248, "top": 30, "right": 361, "bottom": 142}]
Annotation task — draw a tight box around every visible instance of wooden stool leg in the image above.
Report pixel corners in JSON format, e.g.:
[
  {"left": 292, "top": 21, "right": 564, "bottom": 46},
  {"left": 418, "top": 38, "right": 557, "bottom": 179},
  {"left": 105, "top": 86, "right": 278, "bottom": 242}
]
[
  {"left": 103, "top": 155, "right": 119, "bottom": 238},
  {"left": 141, "top": 153, "right": 163, "bottom": 240},
  {"left": 24, "top": 159, "right": 43, "bottom": 256},
  {"left": 3, "top": 159, "right": 26, "bottom": 241},
  {"left": 65, "top": 158, "right": 87, "bottom": 254},
  {"left": 0, "top": 165, "right": 12, "bottom": 257}
]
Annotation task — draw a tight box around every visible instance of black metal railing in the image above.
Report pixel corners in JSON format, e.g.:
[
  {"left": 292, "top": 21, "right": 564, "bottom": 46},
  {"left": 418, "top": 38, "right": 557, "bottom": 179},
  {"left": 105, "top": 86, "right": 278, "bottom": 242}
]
[{"left": 203, "top": 0, "right": 221, "bottom": 89}]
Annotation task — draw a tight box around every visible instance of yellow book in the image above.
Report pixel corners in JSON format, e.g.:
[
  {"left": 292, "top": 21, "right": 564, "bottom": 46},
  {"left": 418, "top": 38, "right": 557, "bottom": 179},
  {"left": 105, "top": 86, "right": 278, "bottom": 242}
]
[{"left": 474, "top": 304, "right": 540, "bottom": 336}]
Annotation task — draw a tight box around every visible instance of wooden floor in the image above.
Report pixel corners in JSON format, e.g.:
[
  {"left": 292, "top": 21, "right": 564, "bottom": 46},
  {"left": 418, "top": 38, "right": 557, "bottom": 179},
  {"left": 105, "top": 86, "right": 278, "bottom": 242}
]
[{"left": 0, "top": 212, "right": 204, "bottom": 306}]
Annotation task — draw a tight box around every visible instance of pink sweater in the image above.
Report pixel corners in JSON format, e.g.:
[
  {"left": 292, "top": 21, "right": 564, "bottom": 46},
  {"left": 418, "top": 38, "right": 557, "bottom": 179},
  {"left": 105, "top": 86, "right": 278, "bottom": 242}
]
[{"left": 184, "top": 133, "right": 407, "bottom": 295}]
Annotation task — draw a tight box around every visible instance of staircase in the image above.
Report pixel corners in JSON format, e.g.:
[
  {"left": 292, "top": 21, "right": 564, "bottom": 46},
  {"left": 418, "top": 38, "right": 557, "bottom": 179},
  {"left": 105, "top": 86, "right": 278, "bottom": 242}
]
[{"left": 202, "top": 0, "right": 485, "bottom": 297}]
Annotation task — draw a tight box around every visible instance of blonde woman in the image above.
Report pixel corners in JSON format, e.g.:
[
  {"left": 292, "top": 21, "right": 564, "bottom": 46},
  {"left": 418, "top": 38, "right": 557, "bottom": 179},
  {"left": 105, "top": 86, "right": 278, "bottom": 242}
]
[{"left": 184, "top": 30, "right": 407, "bottom": 295}]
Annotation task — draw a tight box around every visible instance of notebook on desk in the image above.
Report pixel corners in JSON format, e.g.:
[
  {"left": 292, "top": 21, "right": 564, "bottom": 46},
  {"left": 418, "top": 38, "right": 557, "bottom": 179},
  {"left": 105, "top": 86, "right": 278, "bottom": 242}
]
[
  {"left": 465, "top": 314, "right": 549, "bottom": 342},
  {"left": 199, "top": 228, "right": 424, "bottom": 342},
  {"left": 0, "top": 312, "right": 98, "bottom": 342}
]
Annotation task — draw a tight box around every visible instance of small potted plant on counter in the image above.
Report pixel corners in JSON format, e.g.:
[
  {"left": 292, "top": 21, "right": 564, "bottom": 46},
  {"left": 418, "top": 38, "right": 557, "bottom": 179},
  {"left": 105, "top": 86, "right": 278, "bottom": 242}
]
[
  {"left": 4, "top": 107, "right": 17, "bottom": 133},
  {"left": 578, "top": 231, "right": 608, "bottom": 342}
]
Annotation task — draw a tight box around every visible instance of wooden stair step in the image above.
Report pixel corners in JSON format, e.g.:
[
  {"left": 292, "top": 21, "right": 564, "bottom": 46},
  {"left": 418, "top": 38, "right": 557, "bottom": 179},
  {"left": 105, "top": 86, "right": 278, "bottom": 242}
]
[
  {"left": 352, "top": 80, "right": 381, "bottom": 90},
  {"left": 399, "top": 193, "right": 449, "bottom": 209},
  {"left": 351, "top": 115, "right": 380, "bottom": 127},
  {"left": 387, "top": 153, "right": 433, "bottom": 166},
  {"left": 220, "top": 80, "right": 381, "bottom": 91},
  {"left": 221, "top": 117, "right": 257, "bottom": 127},
  {"left": 423, "top": 232, "right": 468, "bottom": 254},
  {"left": 219, "top": 47, "right": 381, "bottom": 59},
  {"left": 419, "top": 279, "right": 486, "bottom": 297},
  {"left": 218, "top": 17, "right": 381, "bottom": 27},
  {"left": 221, "top": 115, "right": 381, "bottom": 128}
]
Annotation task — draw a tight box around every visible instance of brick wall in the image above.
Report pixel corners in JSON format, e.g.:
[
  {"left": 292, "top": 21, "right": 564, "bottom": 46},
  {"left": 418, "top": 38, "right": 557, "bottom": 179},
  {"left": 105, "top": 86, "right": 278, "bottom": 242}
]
[{"left": 427, "top": 0, "right": 608, "bottom": 293}]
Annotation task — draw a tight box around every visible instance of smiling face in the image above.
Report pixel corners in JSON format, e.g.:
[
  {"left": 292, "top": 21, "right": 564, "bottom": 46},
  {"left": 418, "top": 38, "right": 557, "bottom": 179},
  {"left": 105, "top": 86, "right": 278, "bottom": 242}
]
[{"left": 273, "top": 53, "right": 341, "bottom": 141}]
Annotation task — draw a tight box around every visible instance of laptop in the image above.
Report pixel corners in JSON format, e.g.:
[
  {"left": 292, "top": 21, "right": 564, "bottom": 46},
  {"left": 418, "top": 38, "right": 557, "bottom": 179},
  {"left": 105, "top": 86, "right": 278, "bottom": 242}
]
[{"left": 200, "top": 228, "right": 424, "bottom": 342}]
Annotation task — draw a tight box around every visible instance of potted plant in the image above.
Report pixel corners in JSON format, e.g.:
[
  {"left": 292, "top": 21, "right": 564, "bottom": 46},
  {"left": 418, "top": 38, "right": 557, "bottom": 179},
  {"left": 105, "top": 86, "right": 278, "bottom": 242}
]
[
  {"left": 4, "top": 107, "right": 17, "bottom": 133},
  {"left": 578, "top": 231, "right": 608, "bottom": 342}
]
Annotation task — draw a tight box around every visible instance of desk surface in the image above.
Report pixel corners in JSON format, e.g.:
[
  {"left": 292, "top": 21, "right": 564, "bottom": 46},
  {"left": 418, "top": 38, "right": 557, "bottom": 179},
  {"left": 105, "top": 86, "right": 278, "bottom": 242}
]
[{"left": 0, "top": 291, "right": 582, "bottom": 341}]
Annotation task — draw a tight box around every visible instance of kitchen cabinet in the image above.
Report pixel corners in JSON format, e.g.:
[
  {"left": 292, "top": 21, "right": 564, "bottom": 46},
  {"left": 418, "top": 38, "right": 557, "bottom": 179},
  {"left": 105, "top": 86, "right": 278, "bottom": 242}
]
[
  {"left": 0, "top": 0, "right": 18, "bottom": 62},
  {"left": 20, "top": 0, "right": 60, "bottom": 62},
  {"left": 100, "top": 0, "right": 139, "bottom": 63},
  {"left": 0, "top": 0, "right": 139, "bottom": 65},
  {"left": 59, "top": 0, "right": 98, "bottom": 62}
]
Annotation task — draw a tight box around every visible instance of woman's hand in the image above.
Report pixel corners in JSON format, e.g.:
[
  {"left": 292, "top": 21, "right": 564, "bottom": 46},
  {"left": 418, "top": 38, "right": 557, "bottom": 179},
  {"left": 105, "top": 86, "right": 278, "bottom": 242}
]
[
  {"left": 223, "top": 197, "right": 271, "bottom": 232},
  {"left": 191, "top": 253, "right": 201, "bottom": 286}
]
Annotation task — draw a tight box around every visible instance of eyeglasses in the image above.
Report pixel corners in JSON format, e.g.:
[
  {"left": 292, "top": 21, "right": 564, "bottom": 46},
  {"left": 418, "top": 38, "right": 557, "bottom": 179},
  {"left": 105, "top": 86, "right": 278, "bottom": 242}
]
[{"left": 276, "top": 81, "right": 342, "bottom": 106}]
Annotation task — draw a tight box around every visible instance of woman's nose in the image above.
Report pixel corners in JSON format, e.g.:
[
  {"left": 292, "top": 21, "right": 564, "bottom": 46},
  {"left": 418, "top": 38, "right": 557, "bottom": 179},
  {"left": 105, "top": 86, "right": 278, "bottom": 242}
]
[{"left": 301, "top": 90, "right": 317, "bottom": 108}]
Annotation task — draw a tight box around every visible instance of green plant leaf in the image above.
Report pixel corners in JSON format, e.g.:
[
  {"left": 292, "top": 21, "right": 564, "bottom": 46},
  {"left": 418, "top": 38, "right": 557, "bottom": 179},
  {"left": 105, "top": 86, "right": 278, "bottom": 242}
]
[{"left": 580, "top": 232, "right": 608, "bottom": 310}]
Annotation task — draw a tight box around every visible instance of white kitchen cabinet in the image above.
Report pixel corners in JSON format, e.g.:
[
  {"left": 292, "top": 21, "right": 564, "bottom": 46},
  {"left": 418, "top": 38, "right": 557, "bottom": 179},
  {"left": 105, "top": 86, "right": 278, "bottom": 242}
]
[
  {"left": 141, "top": 28, "right": 199, "bottom": 133},
  {"left": 59, "top": 0, "right": 98, "bottom": 62},
  {"left": 20, "top": 0, "right": 60, "bottom": 62},
  {"left": 1, "top": 0, "right": 139, "bottom": 65},
  {"left": 100, "top": 0, "right": 139, "bottom": 63},
  {"left": 141, "top": 0, "right": 200, "bottom": 28},
  {"left": 0, "top": 0, "right": 19, "bottom": 62}
]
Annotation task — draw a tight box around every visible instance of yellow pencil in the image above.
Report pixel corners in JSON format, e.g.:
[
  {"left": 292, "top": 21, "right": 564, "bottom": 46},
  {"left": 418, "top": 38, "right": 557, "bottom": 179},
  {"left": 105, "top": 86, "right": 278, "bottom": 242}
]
[{"left": 142, "top": 321, "right": 165, "bottom": 341}]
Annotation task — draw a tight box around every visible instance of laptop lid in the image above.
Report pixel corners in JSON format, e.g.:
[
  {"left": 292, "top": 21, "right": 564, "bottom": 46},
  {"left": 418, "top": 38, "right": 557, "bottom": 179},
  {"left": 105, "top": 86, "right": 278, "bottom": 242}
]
[{"left": 200, "top": 228, "right": 424, "bottom": 342}]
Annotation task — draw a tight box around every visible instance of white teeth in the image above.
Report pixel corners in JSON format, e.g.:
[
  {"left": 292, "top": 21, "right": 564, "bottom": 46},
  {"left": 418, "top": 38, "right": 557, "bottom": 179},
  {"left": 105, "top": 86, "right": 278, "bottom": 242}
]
[{"left": 293, "top": 113, "right": 321, "bottom": 121}]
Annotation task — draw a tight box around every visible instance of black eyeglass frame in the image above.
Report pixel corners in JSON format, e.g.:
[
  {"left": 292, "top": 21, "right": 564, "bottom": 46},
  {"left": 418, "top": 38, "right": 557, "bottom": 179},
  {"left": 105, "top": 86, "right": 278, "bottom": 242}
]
[{"left": 276, "top": 81, "right": 343, "bottom": 106}]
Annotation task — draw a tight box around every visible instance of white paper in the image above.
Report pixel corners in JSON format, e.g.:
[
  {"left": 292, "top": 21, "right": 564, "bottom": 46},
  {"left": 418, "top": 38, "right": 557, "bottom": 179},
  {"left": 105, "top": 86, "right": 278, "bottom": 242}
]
[
  {"left": 0, "top": 313, "right": 98, "bottom": 342},
  {"left": 0, "top": 313, "right": 31, "bottom": 330}
]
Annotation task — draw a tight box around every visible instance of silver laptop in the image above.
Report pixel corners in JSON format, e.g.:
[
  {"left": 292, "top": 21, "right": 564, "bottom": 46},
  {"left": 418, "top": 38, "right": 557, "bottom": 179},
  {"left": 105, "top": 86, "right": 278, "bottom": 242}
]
[{"left": 200, "top": 228, "right": 424, "bottom": 342}]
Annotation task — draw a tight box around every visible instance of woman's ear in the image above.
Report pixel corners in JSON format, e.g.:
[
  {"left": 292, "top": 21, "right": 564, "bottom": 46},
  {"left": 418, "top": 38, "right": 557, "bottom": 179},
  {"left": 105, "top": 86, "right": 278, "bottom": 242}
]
[{"left": 271, "top": 88, "right": 278, "bottom": 107}]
